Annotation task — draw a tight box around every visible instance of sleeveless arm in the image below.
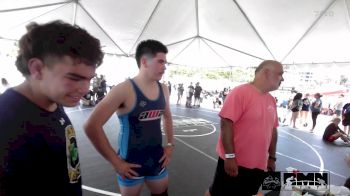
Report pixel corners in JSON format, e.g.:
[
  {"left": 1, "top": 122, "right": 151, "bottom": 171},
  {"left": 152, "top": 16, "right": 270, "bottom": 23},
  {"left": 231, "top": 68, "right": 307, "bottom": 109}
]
[
  {"left": 84, "top": 81, "right": 130, "bottom": 168},
  {"left": 161, "top": 83, "right": 174, "bottom": 144}
]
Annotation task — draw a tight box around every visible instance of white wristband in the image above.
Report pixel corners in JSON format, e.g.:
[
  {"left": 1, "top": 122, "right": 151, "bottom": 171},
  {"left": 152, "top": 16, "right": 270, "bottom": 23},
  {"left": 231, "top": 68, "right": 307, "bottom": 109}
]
[
  {"left": 225, "top": 153, "right": 236, "bottom": 159},
  {"left": 166, "top": 143, "right": 175, "bottom": 147}
]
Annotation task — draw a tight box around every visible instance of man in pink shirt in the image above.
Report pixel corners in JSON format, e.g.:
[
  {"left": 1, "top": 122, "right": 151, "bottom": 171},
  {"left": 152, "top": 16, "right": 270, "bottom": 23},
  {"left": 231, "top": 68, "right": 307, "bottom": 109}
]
[{"left": 205, "top": 60, "right": 284, "bottom": 196}]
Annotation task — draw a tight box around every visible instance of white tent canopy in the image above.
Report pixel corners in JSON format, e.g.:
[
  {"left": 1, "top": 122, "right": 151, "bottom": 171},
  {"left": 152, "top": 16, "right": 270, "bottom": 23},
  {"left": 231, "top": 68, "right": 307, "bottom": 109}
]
[{"left": 1, "top": 0, "right": 350, "bottom": 68}]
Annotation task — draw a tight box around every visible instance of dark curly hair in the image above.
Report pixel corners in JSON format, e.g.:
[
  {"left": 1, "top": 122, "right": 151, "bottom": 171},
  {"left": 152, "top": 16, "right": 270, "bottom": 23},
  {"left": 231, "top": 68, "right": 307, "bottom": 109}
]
[
  {"left": 135, "top": 39, "right": 168, "bottom": 68},
  {"left": 293, "top": 92, "right": 303, "bottom": 100},
  {"left": 15, "top": 20, "right": 104, "bottom": 76}
]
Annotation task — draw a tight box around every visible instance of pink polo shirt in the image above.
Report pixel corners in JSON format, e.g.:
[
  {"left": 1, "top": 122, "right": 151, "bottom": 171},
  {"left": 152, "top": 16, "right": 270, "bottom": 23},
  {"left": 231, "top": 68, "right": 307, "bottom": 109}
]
[{"left": 216, "top": 83, "right": 278, "bottom": 171}]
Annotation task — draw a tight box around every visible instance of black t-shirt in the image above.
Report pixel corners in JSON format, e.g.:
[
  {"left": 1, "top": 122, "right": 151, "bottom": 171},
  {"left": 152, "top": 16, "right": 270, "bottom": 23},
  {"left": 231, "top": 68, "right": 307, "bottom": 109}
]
[
  {"left": 0, "top": 89, "right": 82, "bottom": 196},
  {"left": 100, "top": 79, "right": 107, "bottom": 91},
  {"left": 322, "top": 123, "right": 340, "bottom": 141},
  {"left": 178, "top": 86, "right": 184, "bottom": 95},
  {"left": 188, "top": 85, "right": 194, "bottom": 94},
  {"left": 194, "top": 86, "right": 202, "bottom": 97},
  {"left": 301, "top": 98, "right": 310, "bottom": 110}
]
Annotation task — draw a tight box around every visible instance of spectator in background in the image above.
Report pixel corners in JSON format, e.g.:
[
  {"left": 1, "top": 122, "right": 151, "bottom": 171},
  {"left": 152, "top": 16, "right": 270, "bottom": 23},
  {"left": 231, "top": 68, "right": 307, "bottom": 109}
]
[
  {"left": 92, "top": 74, "right": 100, "bottom": 95},
  {"left": 213, "top": 97, "right": 222, "bottom": 109},
  {"left": 186, "top": 82, "right": 194, "bottom": 108},
  {"left": 81, "top": 89, "right": 95, "bottom": 107},
  {"left": 194, "top": 82, "right": 203, "bottom": 107},
  {"left": 289, "top": 93, "right": 303, "bottom": 129},
  {"left": 99, "top": 75, "right": 107, "bottom": 94},
  {"left": 334, "top": 94, "right": 344, "bottom": 117},
  {"left": 222, "top": 88, "right": 228, "bottom": 103},
  {"left": 0, "top": 78, "right": 10, "bottom": 94},
  {"left": 177, "top": 83, "right": 184, "bottom": 105},
  {"left": 342, "top": 102, "right": 350, "bottom": 135},
  {"left": 310, "top": 93, "right": 322, "bottom": 133},
  {"left": 95, "top": 87, "right": 105, "bottom": 104},
  {"left": 168, "top": 81, "right": 172, "bottom": 96},
  {"left": 300, "top": 93, "right": 311, "bottom": 127}
]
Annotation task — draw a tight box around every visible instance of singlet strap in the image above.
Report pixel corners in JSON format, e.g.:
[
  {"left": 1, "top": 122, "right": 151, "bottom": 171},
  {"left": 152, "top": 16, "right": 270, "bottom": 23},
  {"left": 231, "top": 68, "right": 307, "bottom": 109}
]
[{"left": 129, "top": 79, "right": 165, "bottom": 102}]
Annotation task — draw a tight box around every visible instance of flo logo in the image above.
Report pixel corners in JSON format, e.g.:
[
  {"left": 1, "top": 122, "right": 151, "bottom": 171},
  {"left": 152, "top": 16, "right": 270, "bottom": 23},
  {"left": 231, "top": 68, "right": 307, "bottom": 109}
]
[{"left": 261, "top": 171, "right": 329, "bottom": 192}]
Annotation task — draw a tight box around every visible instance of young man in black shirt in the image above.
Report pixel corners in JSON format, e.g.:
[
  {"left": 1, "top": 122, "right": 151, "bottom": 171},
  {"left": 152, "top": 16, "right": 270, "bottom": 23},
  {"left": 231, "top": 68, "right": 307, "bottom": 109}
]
[{"left": 0, "top": 20, "right": 103, "bottom": 196}]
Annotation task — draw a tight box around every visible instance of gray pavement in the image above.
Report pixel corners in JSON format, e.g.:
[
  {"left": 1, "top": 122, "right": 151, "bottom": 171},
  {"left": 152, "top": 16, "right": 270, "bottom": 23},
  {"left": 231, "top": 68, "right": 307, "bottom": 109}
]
[{"left": 64, "top": 95, "right": 350, "bottom": 196}]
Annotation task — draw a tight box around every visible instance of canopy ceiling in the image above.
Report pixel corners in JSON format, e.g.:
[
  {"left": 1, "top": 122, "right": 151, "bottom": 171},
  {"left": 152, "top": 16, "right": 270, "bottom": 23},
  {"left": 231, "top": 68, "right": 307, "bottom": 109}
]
[{"left": 1, "top": 0, "right": 350, "bottom": 68}]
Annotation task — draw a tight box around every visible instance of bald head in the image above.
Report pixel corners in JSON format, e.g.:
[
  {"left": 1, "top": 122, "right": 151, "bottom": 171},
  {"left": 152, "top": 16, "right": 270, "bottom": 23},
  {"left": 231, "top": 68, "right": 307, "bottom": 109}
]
[
  {"left": 252, "top": 60, "right": 284, "bottom": 93},
  {"left": 255, "top": 60, "right": 282, "bottom": 75}
]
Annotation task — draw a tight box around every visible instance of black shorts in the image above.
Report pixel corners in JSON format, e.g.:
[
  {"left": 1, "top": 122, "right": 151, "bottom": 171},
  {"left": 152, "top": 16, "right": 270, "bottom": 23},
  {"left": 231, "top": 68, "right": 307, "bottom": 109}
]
[
  {"left": 291, "top": 108, "right": 299, "bottom": 112},
  {"left": 301, "top": 107, "right": 309, "bottom": 112},
  {"left": 209, "top": 157, "right": 265, "bottom": 196}
]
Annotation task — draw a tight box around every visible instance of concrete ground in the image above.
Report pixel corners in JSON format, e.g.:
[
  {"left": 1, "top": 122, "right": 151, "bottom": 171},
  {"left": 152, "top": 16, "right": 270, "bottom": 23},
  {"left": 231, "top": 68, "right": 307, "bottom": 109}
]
[{"left": 64, "top": 94, "right": 350, "bottom": 195}]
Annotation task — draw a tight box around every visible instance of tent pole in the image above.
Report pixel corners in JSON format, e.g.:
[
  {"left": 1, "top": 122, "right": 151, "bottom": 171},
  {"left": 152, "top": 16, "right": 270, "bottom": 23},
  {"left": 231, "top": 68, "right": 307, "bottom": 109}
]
[
  {"left": 202, "top": 37, "right": 265, "bottom": 60},
  {"left": 128, "top": 0, "right": 163, "bottom": 54},
  {"left": 72, "top": 0, "right": 78, "bottom": 25},
  {"left": 344, "top": 0, "right": 350, "bottom": 29},
  {"left": 281, "top": 0, "right": 337, "bottom": 63},
  {"left": 77, "top": 2, "right": 127, "bottom": 55},
  {"left": 166, "top": 36, "right": 197, "bottom": 47},
  {"left": 169, "top": 37, "right": 196, "bottom": 62},
  {"left": 127, "top": 36, "right": 198, "bottom": 57},
  {"left": 195, "top": 0, "right": 200, "bottom": 36},
  {"left": 0, "top": 1, "right": 72, "bottom": 13},
  {"left": 6, "top": 4, "right": 68, "bottom": 32},
  {"left": 201, "top": 38, "right": 231, "bottom": 66},
  {"left": 232, "top": 0, "right": 276, "bottom": 60}
]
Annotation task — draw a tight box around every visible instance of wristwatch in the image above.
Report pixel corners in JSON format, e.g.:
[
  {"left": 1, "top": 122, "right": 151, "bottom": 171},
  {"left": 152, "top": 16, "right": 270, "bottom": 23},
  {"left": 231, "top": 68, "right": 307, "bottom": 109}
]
[
  {"left": 225, "top": 153, "right": 236, "bottom": 159},
  {"left": 269, "top": 155, "right": 277, "bottom": 161}
]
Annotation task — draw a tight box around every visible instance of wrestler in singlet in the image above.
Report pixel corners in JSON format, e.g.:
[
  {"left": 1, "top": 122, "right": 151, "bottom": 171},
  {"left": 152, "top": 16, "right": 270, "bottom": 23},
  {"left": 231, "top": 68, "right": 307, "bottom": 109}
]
[{"left": 117, "top": 79, "right": 167, "bottom": 186}]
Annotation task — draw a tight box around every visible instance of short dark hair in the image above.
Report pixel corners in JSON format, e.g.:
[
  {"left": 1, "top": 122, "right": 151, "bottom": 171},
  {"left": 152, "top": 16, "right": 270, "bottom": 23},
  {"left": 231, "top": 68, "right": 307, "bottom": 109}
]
[
  {"left": 135, "top": 39, "right": 168, "bottom": 68},
  {"left": 293, "top": 93, "right": 303, "bottom": 100},
  {"left": 15, "top": 20, "right": 104, "bottom": 76}
]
